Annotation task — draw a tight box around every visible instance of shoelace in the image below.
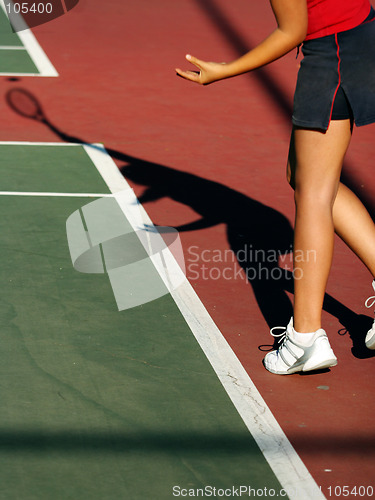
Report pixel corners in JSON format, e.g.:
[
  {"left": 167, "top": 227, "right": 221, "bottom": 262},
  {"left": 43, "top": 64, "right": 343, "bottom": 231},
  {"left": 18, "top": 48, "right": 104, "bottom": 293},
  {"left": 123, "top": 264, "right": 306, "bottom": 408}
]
[
  {"left": 365, "top": 293, "right": 375, "bottom": 330},
  {"left": 365, "top": 294, "right": 375, "bottom": 310},
  {"left": 270, "top": 326, "right": 288, "bottom": 345}
]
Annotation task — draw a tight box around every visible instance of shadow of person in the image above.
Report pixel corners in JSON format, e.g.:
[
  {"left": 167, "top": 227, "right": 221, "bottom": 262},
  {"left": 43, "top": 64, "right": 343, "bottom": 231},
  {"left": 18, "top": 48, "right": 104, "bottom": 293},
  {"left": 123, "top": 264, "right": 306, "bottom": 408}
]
[
  {"left": 120, "top": 162, "right": 375, "bottom": 358},
  {"left": 5, "top": 87, "right": 374, "bottom": 357},
  {"left": 121, "top": 162, "right": 295, "bottom": 330}
]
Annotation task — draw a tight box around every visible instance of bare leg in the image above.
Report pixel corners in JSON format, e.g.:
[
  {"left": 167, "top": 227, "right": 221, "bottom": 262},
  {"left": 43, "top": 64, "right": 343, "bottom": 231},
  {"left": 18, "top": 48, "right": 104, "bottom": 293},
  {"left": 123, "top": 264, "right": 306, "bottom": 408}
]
[
  {"left": 288, "top": 130, "right": 375, "bottom": 282},
  {"left": 290, "top": 120, "right": 353, "bottom": 332},
  {"left": 333, "top": 183, "right": 375, "bottom": 277}
]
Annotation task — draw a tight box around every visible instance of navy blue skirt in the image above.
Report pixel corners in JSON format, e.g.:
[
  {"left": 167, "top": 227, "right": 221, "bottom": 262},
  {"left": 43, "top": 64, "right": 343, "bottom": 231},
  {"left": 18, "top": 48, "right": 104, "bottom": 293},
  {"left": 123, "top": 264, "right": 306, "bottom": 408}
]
[{"left": 292, "top": 8, "right": 375, "bottom": 130}]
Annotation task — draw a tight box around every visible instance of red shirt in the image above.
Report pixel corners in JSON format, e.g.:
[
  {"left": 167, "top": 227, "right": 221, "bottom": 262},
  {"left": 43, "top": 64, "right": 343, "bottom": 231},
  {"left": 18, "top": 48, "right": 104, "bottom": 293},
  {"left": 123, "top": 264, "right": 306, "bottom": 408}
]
[{"left": 306, "top": 0, "right": 371, "bottom": 40}]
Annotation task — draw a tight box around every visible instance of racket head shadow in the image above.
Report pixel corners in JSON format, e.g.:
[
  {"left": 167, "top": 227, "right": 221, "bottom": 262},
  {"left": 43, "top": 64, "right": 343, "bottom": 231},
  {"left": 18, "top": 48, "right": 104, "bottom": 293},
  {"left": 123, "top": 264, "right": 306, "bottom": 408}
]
[{"left": 5, "top": 88, "right": 46, "bottom": 121}]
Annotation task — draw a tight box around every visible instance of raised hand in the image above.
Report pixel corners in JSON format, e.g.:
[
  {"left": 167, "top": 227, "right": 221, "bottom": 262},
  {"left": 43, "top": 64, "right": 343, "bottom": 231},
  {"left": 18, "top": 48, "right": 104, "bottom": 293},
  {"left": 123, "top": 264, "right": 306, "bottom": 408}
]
[{"left": 175, "top": 54, "right": 229, "bottom": 85}]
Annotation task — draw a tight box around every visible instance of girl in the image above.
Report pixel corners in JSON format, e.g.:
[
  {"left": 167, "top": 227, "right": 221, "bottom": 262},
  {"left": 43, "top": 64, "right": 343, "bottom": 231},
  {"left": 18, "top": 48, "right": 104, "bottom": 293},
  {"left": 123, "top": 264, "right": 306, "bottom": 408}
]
[{"left": 176, "top": 0, "right": 375, "bottom": 374}]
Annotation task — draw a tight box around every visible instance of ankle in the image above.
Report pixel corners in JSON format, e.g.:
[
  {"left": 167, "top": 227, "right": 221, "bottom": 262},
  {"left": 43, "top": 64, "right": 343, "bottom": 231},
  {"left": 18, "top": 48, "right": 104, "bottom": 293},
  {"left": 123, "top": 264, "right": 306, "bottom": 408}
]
[{"left": 293, "top": 317, "right": 321, "bottom": 334}]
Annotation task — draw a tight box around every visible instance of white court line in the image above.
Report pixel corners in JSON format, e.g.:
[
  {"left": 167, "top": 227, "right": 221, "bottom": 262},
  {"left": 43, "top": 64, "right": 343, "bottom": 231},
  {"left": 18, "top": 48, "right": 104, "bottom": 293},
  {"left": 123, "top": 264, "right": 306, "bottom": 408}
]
[
  {"left": 84, "top": 143, "right": 326, "bottom": 500},
  {"left": 0, "top": 191, "right": 112, "bottom": 197},
  {"left": 0, "top": 0, "right": 58, "bottom": 77},
  {"left": 0, "top": 46, "right": 26, "bottom": 50},
  {"left": 17, "top": 29, "right": 58, "bottom": 77},
  {"left": 0, "top": 141, "right": 325, "bottom": 499},
  {"left": 0, "top": 141, "right": 81, "bottom": 145}
]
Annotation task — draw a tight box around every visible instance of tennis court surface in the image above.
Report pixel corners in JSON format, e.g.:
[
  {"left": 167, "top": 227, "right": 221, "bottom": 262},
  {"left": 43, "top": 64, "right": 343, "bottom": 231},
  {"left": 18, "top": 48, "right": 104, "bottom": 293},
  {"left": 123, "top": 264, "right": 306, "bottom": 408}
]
[
  {"left": 1, "top": 0, "right": 375, "bottom": 499},
  {"left": 0, "top": 142, "right": 316, "bottom": 499}
]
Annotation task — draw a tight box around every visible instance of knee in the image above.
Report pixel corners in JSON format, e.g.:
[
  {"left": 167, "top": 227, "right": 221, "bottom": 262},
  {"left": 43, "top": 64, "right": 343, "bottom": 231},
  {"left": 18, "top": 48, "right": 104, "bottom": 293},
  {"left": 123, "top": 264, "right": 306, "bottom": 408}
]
[{"left": 294, "top": 183, "right": 337, "bottom": 210}]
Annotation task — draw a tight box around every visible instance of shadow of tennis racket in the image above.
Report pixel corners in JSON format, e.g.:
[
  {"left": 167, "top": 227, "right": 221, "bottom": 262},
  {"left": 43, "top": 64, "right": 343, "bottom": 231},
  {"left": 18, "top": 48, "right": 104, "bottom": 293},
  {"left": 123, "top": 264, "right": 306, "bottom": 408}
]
[
  {"left": 5, "top": 87, "right": 80, "bottom": 143},
  {"left": 5, "top": 87, "right": 159, "bottom": 165},
  {"left": 6, "top": 88, "right": 46, "bottom": 122}
]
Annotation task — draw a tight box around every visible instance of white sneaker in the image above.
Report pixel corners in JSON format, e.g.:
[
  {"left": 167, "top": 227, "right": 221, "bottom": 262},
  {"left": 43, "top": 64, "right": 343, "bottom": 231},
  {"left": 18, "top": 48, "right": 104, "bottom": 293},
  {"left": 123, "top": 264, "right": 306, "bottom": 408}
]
[
  {"left": 365, "top": 280, "right": 375, "bottom": 350},
  {"left": 263, "top": 318, "right": 338, "bottom": 375}
]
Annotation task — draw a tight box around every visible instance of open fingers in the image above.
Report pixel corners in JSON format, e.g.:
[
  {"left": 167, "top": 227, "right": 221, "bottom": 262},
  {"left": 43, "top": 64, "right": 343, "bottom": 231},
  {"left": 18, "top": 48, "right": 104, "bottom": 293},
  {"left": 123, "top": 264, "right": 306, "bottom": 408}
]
[
  {"left": 175, "top": 68, "right": 201, "bottom": 83},
  {"left": 175, "top": 54, "right": 205, "bottom": 83}
]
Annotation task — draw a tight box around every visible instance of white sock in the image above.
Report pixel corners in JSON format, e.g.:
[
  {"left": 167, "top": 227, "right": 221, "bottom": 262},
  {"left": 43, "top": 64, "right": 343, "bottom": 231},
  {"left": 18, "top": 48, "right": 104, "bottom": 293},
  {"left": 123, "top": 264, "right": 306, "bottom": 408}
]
[{"left": 292, "top": 328, "right": 317, "bottom": 346}]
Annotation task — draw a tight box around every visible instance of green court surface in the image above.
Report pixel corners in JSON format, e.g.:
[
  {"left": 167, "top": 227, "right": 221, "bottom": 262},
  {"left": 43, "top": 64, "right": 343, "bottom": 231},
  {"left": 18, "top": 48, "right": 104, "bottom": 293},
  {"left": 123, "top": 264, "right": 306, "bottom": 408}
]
[
  {"left": 0, "top": 5, "right": 36, "bottom": 74},
  {"left": 0, "top": 5, "right": 57, "bottom": 76},
  {"left": 0, "top": 5, "right": 22, "bottom": 45},
  {"left": 0, "top": 143, "right": 288, "bottom": 499},
  {"left": 0, "top": 47, "right": 39, "bottom": 74}
]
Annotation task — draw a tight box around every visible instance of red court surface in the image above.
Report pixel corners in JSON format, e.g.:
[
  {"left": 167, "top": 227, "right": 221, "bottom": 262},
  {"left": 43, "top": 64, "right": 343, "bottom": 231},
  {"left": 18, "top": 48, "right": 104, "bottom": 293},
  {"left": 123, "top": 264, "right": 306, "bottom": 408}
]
[{"left": 1, "top": 0, "right": 375, "bottom": 496}]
